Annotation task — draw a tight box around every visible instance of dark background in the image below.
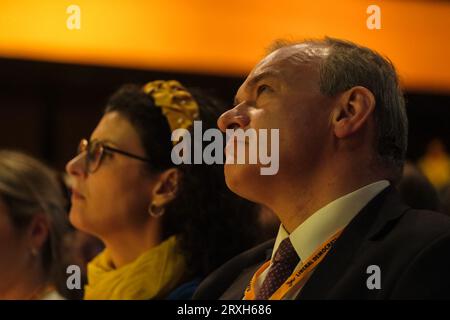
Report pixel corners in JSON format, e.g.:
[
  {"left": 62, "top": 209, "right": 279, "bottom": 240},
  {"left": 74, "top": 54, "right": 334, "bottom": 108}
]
[{"left": 0, "top": 57, "right": 449, "bottom": 172}]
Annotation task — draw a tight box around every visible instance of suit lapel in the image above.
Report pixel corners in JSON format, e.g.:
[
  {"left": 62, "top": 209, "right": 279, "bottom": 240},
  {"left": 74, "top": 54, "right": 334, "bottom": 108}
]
[
  {"left": 221, "top": 260, "right": 267, "bottom": 299},
  {"left": 297, "top": 186, "right": 409, "bottom": 299},
  {"left": 220, "top": 241, "right": 274, "bottom": 299}
]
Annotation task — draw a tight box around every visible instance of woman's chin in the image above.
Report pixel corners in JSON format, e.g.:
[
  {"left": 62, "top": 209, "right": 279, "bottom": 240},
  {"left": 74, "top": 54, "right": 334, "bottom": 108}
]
[{"left": 69, "top": 208, "right": 90, "bottom": 233}]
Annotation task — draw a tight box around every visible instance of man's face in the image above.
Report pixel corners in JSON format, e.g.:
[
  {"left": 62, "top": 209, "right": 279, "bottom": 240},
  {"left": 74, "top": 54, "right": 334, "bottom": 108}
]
[{"left": 218, "top": 45, "right": 334, "bottom": 205}]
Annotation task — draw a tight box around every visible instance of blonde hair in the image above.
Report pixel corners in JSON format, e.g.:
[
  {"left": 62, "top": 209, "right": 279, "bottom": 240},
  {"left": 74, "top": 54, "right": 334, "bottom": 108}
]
[{"left": 0, "top": 150, "right": 70, "bottom": 297}]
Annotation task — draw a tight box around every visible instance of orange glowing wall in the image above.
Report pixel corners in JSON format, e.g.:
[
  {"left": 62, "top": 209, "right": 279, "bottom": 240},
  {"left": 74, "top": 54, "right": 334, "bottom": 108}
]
[{"left": 0, "top": 0, "right": 449, "bottom": 92}]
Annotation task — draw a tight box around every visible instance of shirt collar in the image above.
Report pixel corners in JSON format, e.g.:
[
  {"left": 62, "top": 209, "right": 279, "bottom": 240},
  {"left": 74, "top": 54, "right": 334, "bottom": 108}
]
[{"left": 272, "top": 180, "right": 390, "bottom": 261}]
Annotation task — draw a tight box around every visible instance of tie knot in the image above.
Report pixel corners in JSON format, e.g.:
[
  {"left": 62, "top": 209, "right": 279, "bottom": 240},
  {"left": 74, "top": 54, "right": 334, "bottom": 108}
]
[{"left": 273, "top": 237, "right": 299, "bottom": 265}]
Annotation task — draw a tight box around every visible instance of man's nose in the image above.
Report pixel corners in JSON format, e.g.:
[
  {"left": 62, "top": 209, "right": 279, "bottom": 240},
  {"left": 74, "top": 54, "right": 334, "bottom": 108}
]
[{"left": 217, "top": 104, "right": 250, "bottom": 133}]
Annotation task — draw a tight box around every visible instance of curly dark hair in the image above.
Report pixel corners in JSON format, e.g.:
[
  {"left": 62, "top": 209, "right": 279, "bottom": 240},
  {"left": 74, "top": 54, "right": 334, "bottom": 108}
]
[{"left": 105, "top": 84, "right": 261, "bottom": 277}]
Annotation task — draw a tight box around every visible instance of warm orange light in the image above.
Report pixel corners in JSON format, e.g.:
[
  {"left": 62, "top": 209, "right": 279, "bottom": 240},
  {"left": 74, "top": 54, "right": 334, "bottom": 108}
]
[{"left": 0, "top": 0, "right": 449, "bottom": 92}]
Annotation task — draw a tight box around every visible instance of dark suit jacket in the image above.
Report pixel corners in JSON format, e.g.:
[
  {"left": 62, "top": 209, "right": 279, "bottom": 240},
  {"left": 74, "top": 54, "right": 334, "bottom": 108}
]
[{"left": 193, "top": 187, "right": 450, "bottom": 299}]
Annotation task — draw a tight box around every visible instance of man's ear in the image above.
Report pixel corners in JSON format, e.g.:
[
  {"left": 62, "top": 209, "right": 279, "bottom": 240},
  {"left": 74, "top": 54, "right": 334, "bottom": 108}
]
[
  {"left": 27, "top": 213, "right": 49, "bottom": 255},
  {"left": 332, "top": 86, "right": 375, "bottom": 139},
  {"left": 150, "top": 168, "right": 182, "bottom": 207}
]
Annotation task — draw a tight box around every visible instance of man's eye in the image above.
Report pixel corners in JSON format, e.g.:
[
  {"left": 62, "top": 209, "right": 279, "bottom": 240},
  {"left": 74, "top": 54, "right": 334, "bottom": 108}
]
[{"left": 257, "top": 84, "right": 270, "bottom": 96}]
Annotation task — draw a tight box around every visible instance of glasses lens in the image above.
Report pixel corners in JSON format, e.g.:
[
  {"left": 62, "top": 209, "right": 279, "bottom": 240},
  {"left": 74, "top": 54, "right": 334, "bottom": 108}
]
[
  {"left": 77, "top": 139, "right": 88, "bottom": 155},
  {"left": 87, "top": 141, "right": 103, "bottom": 173}
]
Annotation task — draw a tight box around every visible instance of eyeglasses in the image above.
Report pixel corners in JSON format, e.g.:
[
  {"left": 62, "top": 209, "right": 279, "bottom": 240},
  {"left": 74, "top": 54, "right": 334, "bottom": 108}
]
[{"left": 77, "top": 138, "right": 151, "bottom": 174}]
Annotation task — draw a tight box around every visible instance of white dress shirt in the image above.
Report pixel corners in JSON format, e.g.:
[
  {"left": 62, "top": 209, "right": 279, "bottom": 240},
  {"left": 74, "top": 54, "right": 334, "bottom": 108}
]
[{"left": 253, "top": 180, "right": 390, "bottom": 300}]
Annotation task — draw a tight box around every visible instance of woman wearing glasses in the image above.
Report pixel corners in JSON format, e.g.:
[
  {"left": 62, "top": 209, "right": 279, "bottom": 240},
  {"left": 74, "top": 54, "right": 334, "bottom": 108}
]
[{"left": 66, "top": 80, "right": 260, "bottom": 300}]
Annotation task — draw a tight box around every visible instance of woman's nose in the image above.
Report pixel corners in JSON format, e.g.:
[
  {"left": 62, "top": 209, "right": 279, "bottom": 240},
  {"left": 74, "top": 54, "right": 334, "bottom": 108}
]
[
  {"left": 217, "top": 104, "right": 250, "bottom": 133},
  {"left": 66, "top": 153, "right": 86, "bottom": 178}
]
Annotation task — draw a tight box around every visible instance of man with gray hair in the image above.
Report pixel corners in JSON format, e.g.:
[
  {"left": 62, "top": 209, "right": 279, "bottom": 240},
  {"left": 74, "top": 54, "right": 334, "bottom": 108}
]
[{"left": 193, "top": 37, "right": 450, "bottom": 299}]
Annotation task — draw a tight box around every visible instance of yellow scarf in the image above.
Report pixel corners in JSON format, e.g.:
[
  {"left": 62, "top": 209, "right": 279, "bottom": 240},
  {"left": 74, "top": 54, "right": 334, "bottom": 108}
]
[{"left": 84, "top": 236, "right": 187, "bottom": 300}]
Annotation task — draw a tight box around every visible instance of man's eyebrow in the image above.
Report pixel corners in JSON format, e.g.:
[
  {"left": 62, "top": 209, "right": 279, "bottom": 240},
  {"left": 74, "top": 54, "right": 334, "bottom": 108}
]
[
  {"left": 247, "top": 70, "right": 280, "bottom": 89},
  {"left": 233, "top": 70, "right": 281, "bottom": 106}
]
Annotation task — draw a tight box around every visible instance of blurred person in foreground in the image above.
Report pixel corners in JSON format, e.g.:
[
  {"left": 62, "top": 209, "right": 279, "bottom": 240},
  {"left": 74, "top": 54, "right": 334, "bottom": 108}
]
[
  {"left": 66, "top": 80, "right": 261, "bottom": 300},
  {"left": 397, "top": 162, "right": 440, "bottom": 211},
  {"left": 419, "top": 139, "right": 450, "bottom": 191},
  {"left": 0, "top": 150, "right": 70, "bottom": 299},
  {"left": 193, "top": 37, "right": 450, "bottom": 300},
  {"left": 440, "top": 185, "right": 450, "bottom": 217}
]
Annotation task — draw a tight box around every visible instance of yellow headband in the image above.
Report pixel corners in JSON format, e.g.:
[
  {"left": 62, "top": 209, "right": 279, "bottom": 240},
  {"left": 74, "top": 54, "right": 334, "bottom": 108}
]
[{"left": 142, "top": 80, "right": 199, "bottom": 144}]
